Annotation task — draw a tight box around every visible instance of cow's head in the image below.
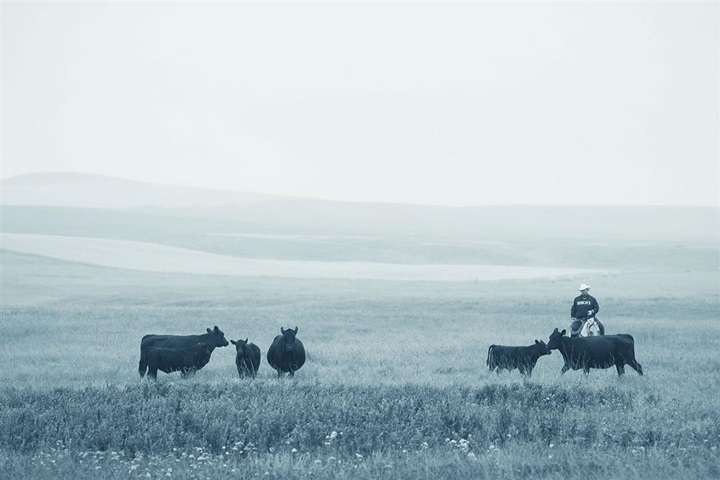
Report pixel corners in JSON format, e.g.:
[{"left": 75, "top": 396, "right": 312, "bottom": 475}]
[
  {"left": 231, "top": 338, "right": 249, "bottom": 353},
  {"left": 206, "top": 326, "right": 230, "bottom": 347},
  {"left": 547, "top": 328, "right": 566, "bottom": 350},
  {"left": 534, "top": 339, "right": 551, "bottom": 356},
  {"left": 279, "top": 326, "right": 299, "bottom": 352}
]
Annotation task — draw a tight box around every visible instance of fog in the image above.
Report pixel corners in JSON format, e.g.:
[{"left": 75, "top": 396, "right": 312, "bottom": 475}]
[
  {"left": 3, "top": 2, "right": 718, "bottom": 206},
  {"left": 2, "top": 173, "right": 717, "bottom": 242}
]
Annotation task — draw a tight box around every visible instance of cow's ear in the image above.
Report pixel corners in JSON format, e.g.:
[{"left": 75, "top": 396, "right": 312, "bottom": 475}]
[
  {"left": 207, "top": 328, "right": 212, "bottom": 333},
  {"left": 214, "top": 326, "right": 219, "bottom": 331},
  {"left": 553, "top": 328, "right": 558, "bottom": 333},
  {"left": 294, "top": 326, "right": 298, "bottom": 334},
  {"left": 561, "top": 329, "right": 567, "bottom": 336},
  {"left": 281, "top": 327, "right": 285, "bottom": 333},
  {"left": 231, "top": 340, "right": 237, "bottom": 345},
  {"left": 535, "top": 340, "right": 540, "bottom": 344},
  {"left": 244, "top": 338, "right": 248, "bottom": 344}
]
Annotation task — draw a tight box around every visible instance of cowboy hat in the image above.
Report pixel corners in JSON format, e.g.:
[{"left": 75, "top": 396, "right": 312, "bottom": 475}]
[{"left": 578, "top": 283, "right": 591, "bottom": 291}]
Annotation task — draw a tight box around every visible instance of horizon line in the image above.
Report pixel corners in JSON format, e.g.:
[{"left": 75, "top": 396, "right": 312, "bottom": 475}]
[{"left": 3, "top": 170, "right": 718, "bottom": 209}]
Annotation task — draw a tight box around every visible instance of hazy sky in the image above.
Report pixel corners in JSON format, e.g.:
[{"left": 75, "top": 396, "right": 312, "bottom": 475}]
[{"left": 3, "top": 1, "right": 718, "bottom": 206}]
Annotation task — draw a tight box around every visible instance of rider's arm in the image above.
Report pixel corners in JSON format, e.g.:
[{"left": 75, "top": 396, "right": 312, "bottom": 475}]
[
  {"left": 570, "top": 301, "right": 576, "bottom": 318},
  {"left": 592, "top": 297, "right": 599, "bottom": 314}
]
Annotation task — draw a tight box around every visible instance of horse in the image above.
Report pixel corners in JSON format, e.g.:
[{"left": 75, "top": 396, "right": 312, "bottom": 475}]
[{"left": 580, "top": 317, "right": 602, "bottom": 337}]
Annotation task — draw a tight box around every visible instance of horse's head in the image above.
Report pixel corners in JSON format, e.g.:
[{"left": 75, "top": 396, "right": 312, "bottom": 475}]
[{"left": 580, "top": 318, "right": 600, "bottom": 337}]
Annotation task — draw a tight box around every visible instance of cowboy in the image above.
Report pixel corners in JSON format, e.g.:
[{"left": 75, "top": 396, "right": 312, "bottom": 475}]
[{"left": 570, "top": 283, "right": 604, "bottom": 337}]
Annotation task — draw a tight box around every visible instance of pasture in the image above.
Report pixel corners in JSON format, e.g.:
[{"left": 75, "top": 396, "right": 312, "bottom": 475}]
[
  {"left": 1, "top": 203, "right": 719, "bottom": 479},
  {"left": 1, "top": 246, "right": 719, "bottom": 479}
]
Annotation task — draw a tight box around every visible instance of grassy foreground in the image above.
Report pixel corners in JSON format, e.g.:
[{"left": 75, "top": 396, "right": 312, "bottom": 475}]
[
  {"left": 1, "top": 382, "right": 719, "bottom": 480},
  {"left": 2, "top": 250, "right": 719, "bottom": 479}
]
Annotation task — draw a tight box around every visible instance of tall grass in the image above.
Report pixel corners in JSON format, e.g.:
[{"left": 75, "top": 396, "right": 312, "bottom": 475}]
[
  {"left": 1, "top": 382, "right": 718, "bottom": 479},
  {"left": 1, "top": 253, "right": 719, "bottom": 478}
]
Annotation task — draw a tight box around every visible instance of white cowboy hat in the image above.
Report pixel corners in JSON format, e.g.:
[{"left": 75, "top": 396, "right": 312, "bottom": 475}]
[{"left": 578, "top": 283, "right": 591, "bottom": 291}]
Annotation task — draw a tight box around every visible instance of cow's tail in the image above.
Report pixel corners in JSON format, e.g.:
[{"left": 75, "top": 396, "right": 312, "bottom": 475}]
[
  {"left": 138, "top": 347, "right": 147, "bottom": 378},
  {"left": 627, "top": 334, "right": 636, "bottom": 354},
  {"left": 486, "top": 345, "right": 495, "bottom": 367}
]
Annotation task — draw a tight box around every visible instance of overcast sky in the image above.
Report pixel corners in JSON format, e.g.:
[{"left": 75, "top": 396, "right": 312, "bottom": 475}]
[{"left": 3, "top": 2, "right": 718, "bottom": 206}]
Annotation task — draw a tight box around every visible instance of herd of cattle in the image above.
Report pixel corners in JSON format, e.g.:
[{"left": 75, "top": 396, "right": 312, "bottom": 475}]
[
  {"left": 487, "top": 328, "right": 643, "bottom": 377},
  {"left": 138, "top": 326, "right": 305, "bottom": 379},
  {"left": 138, "top": 325, "right": 643, "bottom": 380}
]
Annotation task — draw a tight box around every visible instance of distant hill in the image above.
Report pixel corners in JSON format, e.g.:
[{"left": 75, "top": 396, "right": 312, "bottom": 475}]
[
  {"left": 1, "top": 172, "right": 294, "bottom": 208},
  {"left": 2, "top": 172, "right": 718, "bottom": 241}
]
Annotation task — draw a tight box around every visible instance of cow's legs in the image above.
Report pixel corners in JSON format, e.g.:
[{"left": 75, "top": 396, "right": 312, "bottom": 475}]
[
  {"left": 583, "top": 365, "right": 590, "bottom": 375},
  {"left": 289, "top": 369, "right": 295, "bottom": 378},
  {"left": 615, "top": 363, "right": 625, "bottom": 376},
  {"left": 627, "top": 359, "right": 643, "bottom": 376},
  {"left": 561, "top": 364, "right": 569, "bottom": 374},
  {"left": 148, "top": 367, "right": 158, "bottom": 380}
]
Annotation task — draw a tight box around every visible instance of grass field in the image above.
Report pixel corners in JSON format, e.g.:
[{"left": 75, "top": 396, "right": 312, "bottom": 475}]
[{"left": 1, "top": 205, "right": 719, "bottom": 479}]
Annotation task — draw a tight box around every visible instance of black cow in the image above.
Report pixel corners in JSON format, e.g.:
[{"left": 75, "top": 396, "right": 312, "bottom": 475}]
[
  {"left": 139, "top": 326, "right": 229, "bottom": 378},
  {"left": 267, "top": 327, "right": 306, "bottom": 378},
  {"left": 231, "top": 338, "right": 261, "bottom": 378},
  {"left": 547, "top": 328, "right": 643, "bottom": 376},
  {"left": 486, "top": 340, "right": 551, "bottom": 377},
  {"left": 143, "top": 342, "right": 213, "bottom": 379}
]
